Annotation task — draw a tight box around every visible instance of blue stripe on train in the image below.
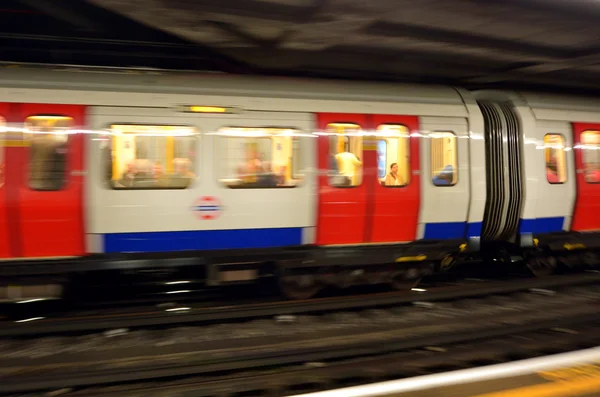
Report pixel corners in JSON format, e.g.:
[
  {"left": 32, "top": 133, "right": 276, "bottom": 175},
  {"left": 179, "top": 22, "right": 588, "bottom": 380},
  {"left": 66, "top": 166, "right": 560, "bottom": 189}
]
[
  {"left": 424, "top": 217, "right": 565, "bottom": 240},
  {"left": 102, "top": 217, "right": 568, "bottom": 253},
  {"left": 423, "top": 222, "right": 466, "bottom": 239},
  {"left": 519, "top": 217, "right": 564, "bottom": 235},
  {"left": 423, "top": 222, "right": 483, "bottom": 239},
  {"left": 103, "top": 227, "right": 303, "bottom": 253}
]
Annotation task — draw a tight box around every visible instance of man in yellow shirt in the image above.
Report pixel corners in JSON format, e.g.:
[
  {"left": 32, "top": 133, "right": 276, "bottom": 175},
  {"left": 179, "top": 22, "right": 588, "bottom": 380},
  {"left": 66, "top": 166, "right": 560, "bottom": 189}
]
[{"left": 335, "top": 151, "right": 362, "bottom": 186}]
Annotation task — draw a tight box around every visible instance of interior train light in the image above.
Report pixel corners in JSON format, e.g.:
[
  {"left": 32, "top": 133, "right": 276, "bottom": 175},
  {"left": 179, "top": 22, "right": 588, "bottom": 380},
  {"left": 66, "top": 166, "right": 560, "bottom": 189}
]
[
  {"left": 327, "top": 123, "right": 360, "bottom": 129},
  {"left": 26, "top": 116, "right": 73, "bottom": 121},
  {"left": 180, "top": 105, "right": 239, "bottom": 114}
]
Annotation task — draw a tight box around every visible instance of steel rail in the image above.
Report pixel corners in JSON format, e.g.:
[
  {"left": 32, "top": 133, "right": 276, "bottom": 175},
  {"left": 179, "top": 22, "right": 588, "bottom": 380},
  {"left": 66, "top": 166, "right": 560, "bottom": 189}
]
[
  {"left": 2, "top": 272, "right": 599, "bottom": 337},
  {"left": 1, "top": 279, "right": 599, "bottom": 393}
]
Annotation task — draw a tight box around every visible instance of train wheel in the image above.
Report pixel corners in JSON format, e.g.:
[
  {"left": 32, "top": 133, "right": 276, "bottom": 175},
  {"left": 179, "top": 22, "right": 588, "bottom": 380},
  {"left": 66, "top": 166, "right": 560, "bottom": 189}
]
[
  {"left": 279, "top": 275, "right": 322, "bottom": 300},
  {"left": 390, "top": 270, "right": 421, "bottom": 291},
  {"left": 526, "top": 255, "right": 556, "bottom": 277}
]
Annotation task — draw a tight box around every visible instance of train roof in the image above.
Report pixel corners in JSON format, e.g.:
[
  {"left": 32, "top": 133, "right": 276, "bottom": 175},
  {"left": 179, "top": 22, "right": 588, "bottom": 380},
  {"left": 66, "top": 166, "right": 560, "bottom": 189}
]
[{"left": 0, "top": 64, "right": 463, "bottom": 105}]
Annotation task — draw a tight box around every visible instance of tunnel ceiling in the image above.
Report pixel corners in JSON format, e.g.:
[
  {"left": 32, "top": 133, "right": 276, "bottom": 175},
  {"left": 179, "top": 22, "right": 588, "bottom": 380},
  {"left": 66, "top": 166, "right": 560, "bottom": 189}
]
[{"left": 2, "top": 0, "right": 600, "bottom": 95}]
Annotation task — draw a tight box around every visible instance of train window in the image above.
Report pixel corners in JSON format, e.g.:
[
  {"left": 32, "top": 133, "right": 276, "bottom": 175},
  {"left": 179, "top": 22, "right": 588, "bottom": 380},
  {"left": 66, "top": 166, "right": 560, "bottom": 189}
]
[
  {"left": 431, "top": 132, "right": 458, "bottom": 186},
  {"left": 24, "top": 115, "right": 72, "bottom": 191},
  {"left": 544, "top": 134, "right": 567, "bottom": 184},
  {"left": 217, "top": 127, "right": 304, "bottom": 189},
  {"left": 107, "top": 124, "right": 198, "bottom": 190},
  {"left": 0, "top": 117, "right": 4, "bottom": 189},
  {"left": 376, "top": 124, "right": 410, "bottom": 187},
  {"left": 581, "top": 130, "right": 600, "bottom": 184},
  {"left": 327, "top": 123, "right": 363, "bottom": 187}
]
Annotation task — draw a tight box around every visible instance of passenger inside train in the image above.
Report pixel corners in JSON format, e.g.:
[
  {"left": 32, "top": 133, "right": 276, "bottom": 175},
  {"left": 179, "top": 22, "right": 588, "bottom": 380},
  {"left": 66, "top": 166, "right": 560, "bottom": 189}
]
[
  {"left": 546, "top": 159, "right": 561, "bottom": 183},
  {"left": 219, "top": 127, "right": 302, "bottom": 188},
  {"left": 384, "top": 162, "right": 401, "bottom": 186},
  {"left": 107, "top": 124, "right": 197, "bottom": 189},
  {"left": 544, "top": 134, "right": 567, "bottom": 184},
  {"left": 582, "top": 131, "right": 600, "bottom": 183},
  {"left": 335, "top": 151, "right": 362, "bottom": 186},
  {"left": 431, "top": 132, "right": 458, "bottom": 186},
  {"left": 26, "top": 116, "right": 70, "bottom": 191},
  {"left": 432, "top": 165, "right": 455, "bottom": 185},
  {"left": 327, "top": 124, "right": 363, "bottom": 187}
]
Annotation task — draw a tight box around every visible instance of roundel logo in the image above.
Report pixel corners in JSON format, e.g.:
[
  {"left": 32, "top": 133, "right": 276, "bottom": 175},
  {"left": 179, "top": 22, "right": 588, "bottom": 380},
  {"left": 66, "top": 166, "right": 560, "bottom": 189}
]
[{"left": 191, "top": 196, "right": 222, "bottom": 220}]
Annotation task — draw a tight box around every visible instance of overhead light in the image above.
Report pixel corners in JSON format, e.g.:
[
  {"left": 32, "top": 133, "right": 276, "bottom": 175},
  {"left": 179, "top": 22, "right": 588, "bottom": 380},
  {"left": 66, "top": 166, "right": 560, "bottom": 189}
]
[{"left": 179, "top": 105, "right": 239, "bottom": 114}]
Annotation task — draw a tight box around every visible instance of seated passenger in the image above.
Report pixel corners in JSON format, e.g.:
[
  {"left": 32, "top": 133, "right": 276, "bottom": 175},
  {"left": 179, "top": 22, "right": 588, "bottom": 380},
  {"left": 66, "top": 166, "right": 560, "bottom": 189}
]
[
  {"left": 385, "top": 163, "right": 402, "bottom": 186},
  {"left": 153, "top": 161, "right": 170, "bottom": 187},
  {"left": 153, "top": 161, "right": 164, "bottom": 178},
  {"left": 277, "top": 165, "right": 287, "bottom": 186},
  {"left": 432, "top": 165, "right": 455, "bottom": 186},
  {"left": 335, "top": 151, "right": 362, "bottom": 186},
  {"left": 256, "top": 161, "right": 278, "bottom": 187},
  {"left": 171, "top": 158, "right": 195, "bottom": 188},
  {"left": 132, "top": 159, "right": 155, "bottom": 187},
  {"left": 237, "top": 149, "right": 262, "bottom": 183},
  {"left": 116, "top": 163, "right": 136, "bottom": 188}
]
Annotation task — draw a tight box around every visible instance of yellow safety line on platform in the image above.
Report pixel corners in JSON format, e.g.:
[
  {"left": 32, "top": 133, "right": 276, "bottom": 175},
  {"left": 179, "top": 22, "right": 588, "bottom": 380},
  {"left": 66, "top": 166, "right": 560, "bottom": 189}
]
[{"left": 472, "top": 376, "right": 600, "bottom": 397}]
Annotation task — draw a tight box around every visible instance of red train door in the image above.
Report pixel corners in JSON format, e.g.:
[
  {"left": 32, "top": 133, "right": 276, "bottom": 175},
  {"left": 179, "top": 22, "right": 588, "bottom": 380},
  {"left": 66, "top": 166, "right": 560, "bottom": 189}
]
[
  {"left": 369, "top": 115, "right": 420, "bottom": 243},
  {"left": 316, "top": 113, "right": 420, "bottom": 245},
  {"left": 571, "top": 123, "right": 600, "bottom": 232},
  {"left": 0, "top": 103, "right": 10, "bottom": 258},
  {"left": 12, "top": 104, "right": 86, "bottom": 258},
  {"left": 316, "top": 113, "right": 369, "bottom": 245}
]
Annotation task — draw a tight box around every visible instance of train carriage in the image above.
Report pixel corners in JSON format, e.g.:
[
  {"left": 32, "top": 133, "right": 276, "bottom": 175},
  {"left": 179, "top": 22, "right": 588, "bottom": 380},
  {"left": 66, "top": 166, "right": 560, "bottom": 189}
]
[{"left": 0, "top": 65, "right": 599, "bottom": 300}]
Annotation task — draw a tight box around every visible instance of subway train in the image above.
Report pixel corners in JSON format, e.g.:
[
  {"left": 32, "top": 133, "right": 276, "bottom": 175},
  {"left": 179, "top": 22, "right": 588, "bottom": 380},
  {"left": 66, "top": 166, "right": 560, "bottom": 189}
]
[{"left": 0, "top": 65, "right": 598, "bottom": 300}]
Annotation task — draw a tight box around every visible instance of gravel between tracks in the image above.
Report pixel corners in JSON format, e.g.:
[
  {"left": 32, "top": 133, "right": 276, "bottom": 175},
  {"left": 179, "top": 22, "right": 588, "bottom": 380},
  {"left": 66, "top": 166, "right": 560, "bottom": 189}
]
[{"left": 0, "top": 283, "right": 598, "bottom": 364}]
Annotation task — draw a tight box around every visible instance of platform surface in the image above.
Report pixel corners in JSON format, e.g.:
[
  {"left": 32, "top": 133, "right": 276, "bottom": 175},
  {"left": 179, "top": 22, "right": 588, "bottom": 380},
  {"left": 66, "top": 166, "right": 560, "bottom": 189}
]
[{"left": 292, "top": 346, "right": 600, "bottom": 397}]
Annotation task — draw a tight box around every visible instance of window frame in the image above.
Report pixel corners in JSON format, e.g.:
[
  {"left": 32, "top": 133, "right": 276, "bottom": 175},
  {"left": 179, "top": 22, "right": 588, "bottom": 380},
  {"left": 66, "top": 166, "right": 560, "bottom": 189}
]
[
  {"left": 24, "top": 114, "right": 73, "bottom": 192},
  {"left": 580, "top": 130, "right": 600, "bottom": 185},
  {"left": 104, "top": 123, "right": 200, "bottom": 191},
  {"left": 326, "top": 122, "right": 364, "bottom": 189},
  {"left": 0, "top": 116, "right": 4, "bottom": 189},
  {"left": 216, "top": 125, "right": 304, "bottom": 190},
  {"left": 376, "top": 138, "right": 388, "bottom": 179},
  {"left": 543, "top": 133, "right": 568, "bottom": 185},
  {"left": 376, "top": 123, "right": 411, "bottom": 188},
  {"left": 430, "top": 131, "right": 459, "bottom": 188}
]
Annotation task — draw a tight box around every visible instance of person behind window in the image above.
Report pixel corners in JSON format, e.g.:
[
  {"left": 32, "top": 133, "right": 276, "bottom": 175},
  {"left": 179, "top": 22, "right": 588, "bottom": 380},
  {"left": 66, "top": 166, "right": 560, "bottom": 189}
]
[
  {"left": 335, "top": 151, "right": 362, "bottom": 186},
  {"left": 116, "top": 163, "right": 136, "bottom": 188},
  {"left": 153, "top": 161, "right": 164, "bottom": 178},
  {"left": 170, "top": 158, "right": 195, "bottom": 188},
  {"left": 257, "top": 161, "right": 278, "bottom": 187},
  {"left": 153, "top": 161, "right": 170, "bottom": 187},
  {"left": 433, "top": 164, "right": 455, "bottom": 186},
  {"left": 239, "top": 146, "right": 262, "bottom": 183},
  {"left": 29, "top": 123, "right": 67, "bottom": 191},
  {"left": 546, "top": 158, "right": 560, "bottom": 183},
  {"left": 385, "top": 162, "right": 402, "bottom": 186},
  {"left": 585, "top": 162, "right": 600, "bottom": 183},
  {"left": 277, "top": 165, "right": 286, "bottom": 186}
]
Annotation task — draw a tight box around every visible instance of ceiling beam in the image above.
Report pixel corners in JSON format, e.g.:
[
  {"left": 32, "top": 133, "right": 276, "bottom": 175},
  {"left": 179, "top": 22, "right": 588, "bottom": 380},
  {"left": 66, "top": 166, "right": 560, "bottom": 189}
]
[
  {"left": 467, "top": 50, "right": 600, "bottom": 83},
  {"left": 18, "top": 0, "right": 102, "bottom": 32}
]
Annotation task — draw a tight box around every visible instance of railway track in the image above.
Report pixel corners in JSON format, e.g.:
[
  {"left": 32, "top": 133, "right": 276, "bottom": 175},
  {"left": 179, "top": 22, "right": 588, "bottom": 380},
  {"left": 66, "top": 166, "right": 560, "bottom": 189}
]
[
  {"left": 40, "top": 321, "right": 600, "bottom": 397},
  {"left": 1, "top": 271, "right": 600, "bottom": 337},
  {"left": 1, "top": 273, "right": 600, "bottom": 394}
]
